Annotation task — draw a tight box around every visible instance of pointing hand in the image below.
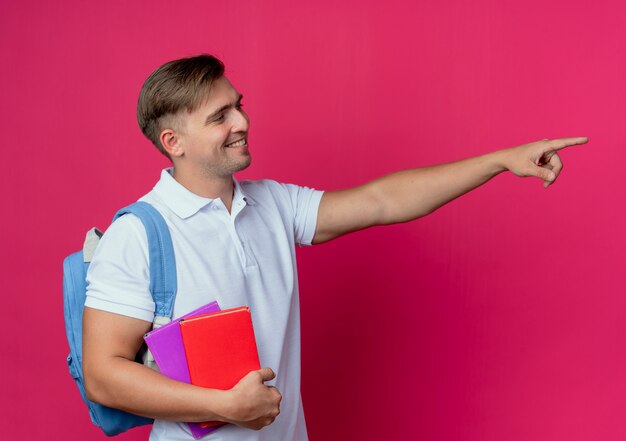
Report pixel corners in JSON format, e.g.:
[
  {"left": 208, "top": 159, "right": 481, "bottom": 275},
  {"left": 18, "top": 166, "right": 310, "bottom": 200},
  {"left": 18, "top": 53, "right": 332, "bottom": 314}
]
[{"left": 501, "top": 137, "right": 588, "bottom": 188}]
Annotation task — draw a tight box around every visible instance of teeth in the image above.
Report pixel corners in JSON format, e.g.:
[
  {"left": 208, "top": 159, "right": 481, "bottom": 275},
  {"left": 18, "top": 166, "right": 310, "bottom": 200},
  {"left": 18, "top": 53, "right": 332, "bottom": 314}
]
[{"left": 227, "top": 138, "right": 246, "bottom": 148}]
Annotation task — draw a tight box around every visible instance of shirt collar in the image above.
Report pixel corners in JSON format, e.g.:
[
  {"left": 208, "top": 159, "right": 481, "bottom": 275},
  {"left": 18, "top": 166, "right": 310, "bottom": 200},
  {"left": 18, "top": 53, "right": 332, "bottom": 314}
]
[{"left": 152, "top": 168, "right": 255, "bottom": 220}]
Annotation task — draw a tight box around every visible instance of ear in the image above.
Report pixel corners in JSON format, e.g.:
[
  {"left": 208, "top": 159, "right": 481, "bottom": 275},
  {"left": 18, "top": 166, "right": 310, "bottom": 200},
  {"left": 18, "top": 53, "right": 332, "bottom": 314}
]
[{"left": 160, "top": 128, "right": 184, "bottom": 158}]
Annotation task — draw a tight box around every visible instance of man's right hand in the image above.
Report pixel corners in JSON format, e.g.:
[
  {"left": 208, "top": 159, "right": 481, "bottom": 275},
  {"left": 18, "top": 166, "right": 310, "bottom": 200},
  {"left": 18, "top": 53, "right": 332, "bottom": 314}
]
[
  {"left": 222, "top": 368, "right": 282, "bottom": 430},
  {"left": 83, "top": 307, "right": 282, "bottom": 429}
]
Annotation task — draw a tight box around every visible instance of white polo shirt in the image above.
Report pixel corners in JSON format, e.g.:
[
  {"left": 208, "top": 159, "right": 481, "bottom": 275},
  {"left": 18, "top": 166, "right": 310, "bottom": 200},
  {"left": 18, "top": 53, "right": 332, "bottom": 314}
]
[{"left": 85, "top": 168, "right": 323, "bottom": 441}]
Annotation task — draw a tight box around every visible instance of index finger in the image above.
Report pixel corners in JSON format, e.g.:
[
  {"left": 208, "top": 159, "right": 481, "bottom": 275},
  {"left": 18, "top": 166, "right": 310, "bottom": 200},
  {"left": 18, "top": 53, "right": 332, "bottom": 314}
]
[{"left": 546, "top": 137, "right": 589, "bottom": 151}]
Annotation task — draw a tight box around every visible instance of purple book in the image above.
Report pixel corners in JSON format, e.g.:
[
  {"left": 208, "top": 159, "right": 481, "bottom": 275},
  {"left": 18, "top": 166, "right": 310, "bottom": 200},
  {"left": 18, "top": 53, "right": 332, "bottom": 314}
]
[{"left": 144, "top": 301, "right": 225, "bottom": 439}]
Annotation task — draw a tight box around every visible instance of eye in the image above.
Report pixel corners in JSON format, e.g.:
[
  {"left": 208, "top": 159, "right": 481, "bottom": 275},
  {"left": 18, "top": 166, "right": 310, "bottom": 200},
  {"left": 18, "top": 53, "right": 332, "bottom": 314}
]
[{"left": 215, "top": 114, "right": 225, "bottom": 123}]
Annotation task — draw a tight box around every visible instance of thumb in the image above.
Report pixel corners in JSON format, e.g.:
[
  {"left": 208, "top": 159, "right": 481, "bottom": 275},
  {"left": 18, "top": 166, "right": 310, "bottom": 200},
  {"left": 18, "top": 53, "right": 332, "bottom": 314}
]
[
  {"left": 256, "top": 367, "right": 276, "bottom": 382},
  {"left": 530, "top": 164, "right": 555, "bottom": 183}
]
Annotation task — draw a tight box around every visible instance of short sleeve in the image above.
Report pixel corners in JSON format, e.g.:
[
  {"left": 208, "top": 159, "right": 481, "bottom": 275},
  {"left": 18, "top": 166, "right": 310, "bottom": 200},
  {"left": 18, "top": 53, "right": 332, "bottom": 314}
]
[
  {"left": 278, "top": 183, "right": 324, "bottom": 246},
  {"left": 85, "top": 214, "right": 155, "bottom": 322}
]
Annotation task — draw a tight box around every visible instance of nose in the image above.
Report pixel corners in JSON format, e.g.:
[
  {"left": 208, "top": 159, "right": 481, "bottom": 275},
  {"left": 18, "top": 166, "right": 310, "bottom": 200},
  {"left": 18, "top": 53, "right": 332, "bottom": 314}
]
[{"left": 231, "top": 107, "right": 249, "bottom": 133}]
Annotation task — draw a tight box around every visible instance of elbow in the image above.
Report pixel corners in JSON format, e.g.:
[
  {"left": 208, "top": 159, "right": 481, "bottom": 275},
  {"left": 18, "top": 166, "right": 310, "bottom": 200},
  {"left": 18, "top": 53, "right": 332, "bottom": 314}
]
[
  {"left": 84, "top": 384, "right": 99, "bottom": 404},
  {"left": 83, "top": 369, "right": 102, "bottom": 404},
  {"left": 364, "top": 185, "right": 392, "bottom": 226},
  {"left": 83, "top": 364, "right": 111, "bottom": 407}
]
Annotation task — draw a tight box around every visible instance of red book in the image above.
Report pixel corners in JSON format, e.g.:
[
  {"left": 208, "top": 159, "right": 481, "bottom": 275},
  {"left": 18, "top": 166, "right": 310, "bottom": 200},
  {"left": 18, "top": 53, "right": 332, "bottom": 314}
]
[{"left": 180, "top": 306, "right": 261, "bottom": 428}]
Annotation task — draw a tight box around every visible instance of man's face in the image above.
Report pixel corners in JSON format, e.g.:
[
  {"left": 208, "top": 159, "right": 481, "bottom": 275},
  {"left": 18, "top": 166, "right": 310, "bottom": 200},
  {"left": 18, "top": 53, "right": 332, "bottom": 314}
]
[{"left": 173, "top": 76, "right": 250, "bottom": 178}]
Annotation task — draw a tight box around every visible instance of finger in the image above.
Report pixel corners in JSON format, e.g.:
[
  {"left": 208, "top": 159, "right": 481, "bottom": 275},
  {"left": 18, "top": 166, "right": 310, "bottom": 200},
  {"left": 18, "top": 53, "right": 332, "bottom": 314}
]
[
  {"left": 549, "top": 152, "right": 563, "bottom": 176},
  {"left": 269, "top": 403, "right": 281, "bottom": 417},
  {"left": 536, "top": 149, "right": 555, "bottom": 166},
  {"left": 530, "top": 164, "right": 556, "bottom": 183},
  {"left": 270, "top": 387, "right": 282, "bottom": 402},
  {"left": 266, "top": 385, "right": 279, "bottom": 394},
  {"left": 265, "top": 386, "right": 282, "bottom": 404},
  {"left": 257, "top": 367, "right": 276, "bottom": 382},
  {"left": 545, "top": 137, "right": 588, "bottom": 151},
  {"left": 544, "top": 153, "right": 563, "bottom": 188}
]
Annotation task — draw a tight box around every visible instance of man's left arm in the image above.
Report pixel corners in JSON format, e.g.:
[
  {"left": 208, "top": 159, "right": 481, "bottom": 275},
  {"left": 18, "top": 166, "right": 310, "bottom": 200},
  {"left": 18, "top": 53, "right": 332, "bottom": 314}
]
[{"left": 312, "top": 137, "right": 588, "bottom": 244}]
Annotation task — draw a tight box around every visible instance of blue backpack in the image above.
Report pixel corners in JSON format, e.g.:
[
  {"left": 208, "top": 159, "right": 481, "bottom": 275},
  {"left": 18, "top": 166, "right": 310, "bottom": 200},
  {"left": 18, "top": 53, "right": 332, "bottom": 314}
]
[{"left": 63, "top": 201, "right": 178, "bottom": 436}]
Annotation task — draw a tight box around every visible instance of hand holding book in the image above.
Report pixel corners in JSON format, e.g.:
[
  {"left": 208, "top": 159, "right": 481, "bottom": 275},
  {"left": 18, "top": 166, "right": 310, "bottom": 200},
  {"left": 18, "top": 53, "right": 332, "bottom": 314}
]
[
  {"left": 144, "top": 304, "right": 282, "bottom": 435},
  {"left": 219, "top": 367, "right": 282, "bottom": 430},
  {"left": 180, "top": 306, "right": 281, "bottom": 430}
]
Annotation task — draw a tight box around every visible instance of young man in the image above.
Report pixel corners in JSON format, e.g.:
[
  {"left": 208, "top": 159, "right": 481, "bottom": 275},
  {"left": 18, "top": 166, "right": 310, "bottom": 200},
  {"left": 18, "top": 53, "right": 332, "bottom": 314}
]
[{"left": 82, "top": 54, "right": 587, "bottom": 441}]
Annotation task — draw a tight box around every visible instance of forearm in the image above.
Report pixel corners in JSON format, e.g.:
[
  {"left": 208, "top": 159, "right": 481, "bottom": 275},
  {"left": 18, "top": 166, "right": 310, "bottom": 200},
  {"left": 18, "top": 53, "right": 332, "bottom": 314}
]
[
  {"left": 370, "top": 149, "right": 508, "bottom": 224},
  {"left": 85, "top": 357, "right": 232, "bottom": 423}
]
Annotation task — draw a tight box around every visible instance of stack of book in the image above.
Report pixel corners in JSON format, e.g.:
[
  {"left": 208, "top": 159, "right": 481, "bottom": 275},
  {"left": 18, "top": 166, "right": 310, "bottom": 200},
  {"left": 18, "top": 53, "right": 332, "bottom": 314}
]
[{"left": 144, "top": 303, "right": 260, "bottom": 438}]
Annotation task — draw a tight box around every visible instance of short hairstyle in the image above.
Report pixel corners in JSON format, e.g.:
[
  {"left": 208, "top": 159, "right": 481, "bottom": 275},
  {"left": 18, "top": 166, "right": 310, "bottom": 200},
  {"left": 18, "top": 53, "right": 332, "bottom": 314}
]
[{"left": 137, "top": 54, "right": 225, "bottom": 158}]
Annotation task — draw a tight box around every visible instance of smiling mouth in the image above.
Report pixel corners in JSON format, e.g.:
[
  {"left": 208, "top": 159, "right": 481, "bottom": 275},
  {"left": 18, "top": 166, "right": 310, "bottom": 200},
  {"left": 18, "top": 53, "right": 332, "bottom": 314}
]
[{"left": 225, "top": 137, "right": 247, "bottom": 148}]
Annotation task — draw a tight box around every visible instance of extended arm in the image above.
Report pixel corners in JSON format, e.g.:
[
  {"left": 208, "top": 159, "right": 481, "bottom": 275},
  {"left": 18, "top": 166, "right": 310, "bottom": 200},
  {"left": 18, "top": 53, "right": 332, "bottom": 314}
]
[
  {"left": 82, "top": 307, "right": 281, "bottom": 430},
  {"left": 313, "top": 137, "right": 587, "bottom": 244}
]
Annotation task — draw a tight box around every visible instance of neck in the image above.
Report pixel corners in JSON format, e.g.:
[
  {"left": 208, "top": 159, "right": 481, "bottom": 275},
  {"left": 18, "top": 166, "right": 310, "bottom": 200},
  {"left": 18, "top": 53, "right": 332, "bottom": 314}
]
[{"left": 172, "top": 167, "right": 235, "bottom": 212}]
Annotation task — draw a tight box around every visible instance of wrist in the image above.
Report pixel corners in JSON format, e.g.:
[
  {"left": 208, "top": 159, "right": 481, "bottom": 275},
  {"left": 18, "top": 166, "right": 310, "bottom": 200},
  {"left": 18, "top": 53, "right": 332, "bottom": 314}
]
[
  {"left": 487, "top": 149, "right": 511, "bottom": 174},
  {"left": 214, "top": 389, "right": 238, "bottom": 423},
  {"left": 190, "top": 388, "right": 234, "bottom": 423}
]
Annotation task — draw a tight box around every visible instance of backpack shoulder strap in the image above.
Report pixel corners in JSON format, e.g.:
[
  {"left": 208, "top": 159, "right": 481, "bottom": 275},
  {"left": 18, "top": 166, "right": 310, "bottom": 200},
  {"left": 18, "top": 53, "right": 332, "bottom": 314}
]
[{"left": 113, "top": 201, "right": 177, "bottom": 320}]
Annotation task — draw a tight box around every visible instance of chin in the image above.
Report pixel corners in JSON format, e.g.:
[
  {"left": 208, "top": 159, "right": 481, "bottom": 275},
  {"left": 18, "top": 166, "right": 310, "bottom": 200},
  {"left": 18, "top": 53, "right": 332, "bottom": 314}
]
[{"left": 232, "top": 157, "right": 252, "bottom": 174}]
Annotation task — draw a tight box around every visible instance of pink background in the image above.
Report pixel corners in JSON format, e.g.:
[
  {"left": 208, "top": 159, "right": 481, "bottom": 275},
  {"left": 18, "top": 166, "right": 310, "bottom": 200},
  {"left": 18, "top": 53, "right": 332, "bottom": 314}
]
[{"left": 1, "top": 0, "right": 625, "bottom": 440}]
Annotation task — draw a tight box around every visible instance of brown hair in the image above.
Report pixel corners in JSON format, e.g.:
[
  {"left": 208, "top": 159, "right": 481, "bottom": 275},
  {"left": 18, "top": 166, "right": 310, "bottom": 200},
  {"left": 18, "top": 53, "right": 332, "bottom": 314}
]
[{"left": 137, "top": 54, "right": 225, "bottom": 158}]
